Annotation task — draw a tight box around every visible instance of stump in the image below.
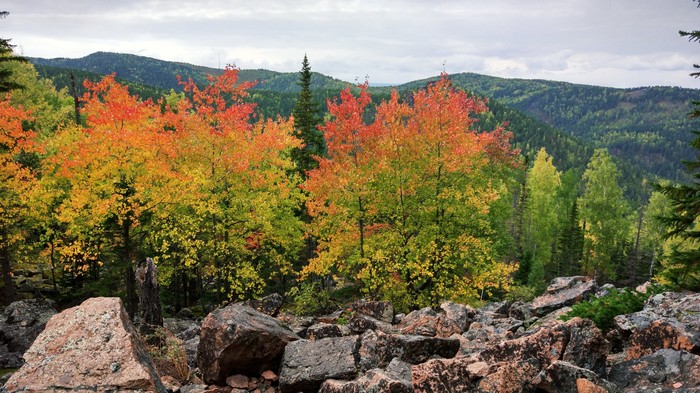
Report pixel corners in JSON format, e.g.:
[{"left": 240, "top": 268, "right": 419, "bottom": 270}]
[{"left": 136, "top": 257, "right": 163, "bottom": 337}]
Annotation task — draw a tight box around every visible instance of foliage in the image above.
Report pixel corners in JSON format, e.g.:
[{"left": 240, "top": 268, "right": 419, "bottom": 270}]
[
  {"left": 146, "top": 327, "right": 190, "bottom": 383},
  {"left": 291, "top": 55, "right": 324, "bottom": 178},
  {"left": 287, "top": 281, "right": 333, "bottom": 316},
  {"left": 579, "top": 149, "right": 630, "bottom": 282},
  {"left": 560, "top": 286, "right": 664, "bottom": 331},
  {"left": 303, "top": 75, "right": 519, "bottom": 308},
  {"left": 0, "top": 12, "right": 28, "bottom": 93}
]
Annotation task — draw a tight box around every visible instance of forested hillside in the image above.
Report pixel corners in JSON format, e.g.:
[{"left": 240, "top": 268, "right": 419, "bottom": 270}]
[{"left": 30, "top": 52, "right": 697, "bottom": 196}]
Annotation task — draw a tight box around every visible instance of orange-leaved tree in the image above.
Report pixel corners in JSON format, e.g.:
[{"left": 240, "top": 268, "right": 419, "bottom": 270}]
[
  {"left": 46, "top": 74, "right": 179, "bottom": 316},
  {"left": 303, "top": 75, "right": 519, "bottom": 309},
  {"left": 153, "top": 66, "right": 304, "bottom": 302},
  {"left": 0, "top": 97, "right": 39, "bottom": 304}
]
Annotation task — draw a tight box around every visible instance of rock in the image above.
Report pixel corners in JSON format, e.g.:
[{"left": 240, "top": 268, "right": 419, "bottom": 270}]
[
  {"left": 529, "top": 276, "right": 596, "bottom": 317},
  {"left": 612, "top": 291, "right": 700, "bottom": 360},
  {"left": 397, "top": 307, "right": 461, "bottom": 338},
  {"left": 440, "top": 301, "right": 476, "bottom": 331},
  {"left": 385, "top": 358, "right": 412, "bottom": 382},
  {"left": 226, "top": 374, "right": 250, "bottom": 389},
  {"left": 533, "top": 361, "right": 618, "bottom": 393},
  {"left": 358, "top": 330, "right": 460, "bottom": 371},
  {"left": 608, "top": 349, "right": 700, "bottom": 392},
  {"left": 243, "top": 293, "right": 284, "bottom": 317},
  {"left": 349, "top": 299, "right": 395, "bottom": 323},
  {"left": 625, "top": 319, "right": 698, "bottom": 360},
  {"left": 4, "top": 297, "right": 166, "bottom": 392},
  {"left": 161, "top": 374, "right": 183, "bottom": 392},
  {"left": 411, "top": 356, "right": 483, "bottom": 392},
  {"left": 0, "top": 298, "right": 57, "bottom": 368},
  {"left": 476, "top": 358, "right": 541, "bottom": 393},
  {"left": 261, "top": 370, "right": 278, "bottom": 382},
  {"left": 320, "top": 368, "right": 413, "bottom": 393},
  {"left": 279, "top": 335, "right": 360, "bottom": 393},
  {"left": 164, "top": 317, "right": 201, "bottom": 341},
  {"left": 479, "top": 317, "right": 607, "bottom": 375},
  {"left": 197, "top": 303, "right": 300, "bottom": 385},
  {"left": 347, "top": 314, "right": 395, "bottom": 335},
  {"left": 507, "top": 301, "right": 532, "bottom": 321},
  {"left": 180, "top": 384, "right": 209, "bottom": 393},
  {"left": 184, "top": 336, "right": 199, "bottom": 367},
  {"left": 307, "top": 322, "right": 346, "bottom": 340}
]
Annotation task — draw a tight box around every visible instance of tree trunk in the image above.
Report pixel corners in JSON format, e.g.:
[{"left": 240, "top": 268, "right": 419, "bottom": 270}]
[
  {"left": 1, "top": 239, "right": 14, "bottom": 305},
  {"left": 136, "top": 257, "right": 163, "bottom": 338}
]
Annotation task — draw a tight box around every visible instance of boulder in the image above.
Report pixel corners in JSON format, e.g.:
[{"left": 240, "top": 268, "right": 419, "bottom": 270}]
[
  {"left": 396, "top": 307, "right": 461, "bottom": 338},
  {"left": 440, "top": 301, "right": 476, "bottom": 332},
  {"left": 349, "top": 299, "right": 395, "bottom": 323},
  {"left": 625, "top": 319, "right": 698, "bottom": 360},
  {"left": 243, "top": 293, "right": 284, "bottom": 317},
  {"left": 533, "top": 361, "right": 618, "bottom": 393},
  {"left": 529, "top": 276, "right": 596, "bottom": 317},
  {"left": 4, "top": 297, "right": 165, "bottom": 392},
  {"left": 347, "top": 314, "right": 395, "bottom": 335},
  {"left": 476, "top": 358, "right": 541, "bottom": 393},
  {"left": 358, "top": 330, "right": 460, "bottom": 371},
  {"left": 0, "top": 298, "right": 57, "bottom": 368},
  {"left": 307, "top": 322, "right": 348, "bottom": 340},
  {"left": 279, "top": 335, "right": 360, "bottom": 393},
  {"left": 411, "top": 356, "right": 485, "bottom": 392},
  {"left": 479, "top": 317, "right": 607, "bottom": 375},
  {"left": 608, "top": 349, "right": 700, "bottom": 392},
  {"left": 197, "top": 303, "right": 299, "bottom": 385},
  {"left": 319, "top": 369, "right": 412, "bottom": 393}
]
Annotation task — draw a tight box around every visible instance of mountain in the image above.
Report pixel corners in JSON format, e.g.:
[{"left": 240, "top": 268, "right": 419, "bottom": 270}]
[{"left": 29, "top": 52, "right": 699, "bottom": 198}]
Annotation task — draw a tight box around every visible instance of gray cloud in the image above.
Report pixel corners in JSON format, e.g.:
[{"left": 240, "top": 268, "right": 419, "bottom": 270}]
[{"left": 3, "top": 0, "right": 700, "bottom": 88}]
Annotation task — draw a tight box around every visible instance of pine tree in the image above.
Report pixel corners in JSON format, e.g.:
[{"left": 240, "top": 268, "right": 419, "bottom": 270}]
[
  {"left": 0, "top": 12, "right": 28, "bottom": 93},
  {"left": 555, "top": 201, "right": 584, "bottom": 277},
  {"left": 654, "top": 6, "right": 700, "bottom": 289},
  {"left": 291, "top": 54, "right": 324, "bottom": 178}
]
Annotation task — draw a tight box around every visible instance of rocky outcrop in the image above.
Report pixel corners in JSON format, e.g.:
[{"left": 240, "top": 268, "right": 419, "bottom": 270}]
[
  {"left": 197, "top": 303, "right": 300, "bottom": 385},
  {"left": 608, "top": 349, "right": 700, "bottom": 392},
  {"left": 320, "top": 368, "right": 413, "bottom": 393},
  {"left": 279, "top": 335, "right": 360, "bottom": 393},
  {"left": 358, "top": 330, "right": 460, "bottom": 371},
  {"left": 349, "top": 300, "right": 395, "bottom": 324},
  {"left": 243, "top": 293, "right": 284, "bottom": 317},
  {"left": 529, "top": 276, "right": 596, "bottom": 317},
  {"left": 0, "top": 298, "right": 56, "bottom": 368},
  {"left": 4, "top": 297, "right": 165, "bottom": 392},
  {"left": 397, "top": 307, "right": 462, "bottom": 337}
]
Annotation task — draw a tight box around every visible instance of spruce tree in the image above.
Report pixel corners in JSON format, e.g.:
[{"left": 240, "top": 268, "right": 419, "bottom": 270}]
[
  {"left": 655, "top": 7, "right": 700, "bottom": 289},
  {"left": 291, "top": 54, "right": 324, "bottom": 178},
  {"left": 0, "top": 12, "right": 28, "bottom": 93}
]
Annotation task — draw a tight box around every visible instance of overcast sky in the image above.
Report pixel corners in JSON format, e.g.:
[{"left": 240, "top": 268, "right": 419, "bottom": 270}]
[{"left": 3, "top": 1, "right": 700, "bottom": 88}]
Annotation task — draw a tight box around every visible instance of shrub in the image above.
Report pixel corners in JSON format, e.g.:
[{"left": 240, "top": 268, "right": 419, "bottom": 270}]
[{"left": 560, "top": 285, "right": 664, "bottom": 331}]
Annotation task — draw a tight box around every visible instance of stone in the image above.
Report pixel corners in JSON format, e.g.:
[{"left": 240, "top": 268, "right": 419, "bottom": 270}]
[
  {"left": 319, "top": 369, "right": 412, "bottom": 393},
  {"left": 349, "top": 299, "right": 395, "bottom": 323},
  {"left": 4, "top": 297, "right": 166, "bottom": 392},
  {"left": 476, "top": 358, "right": 541, "bottom": 393},
  {"left": 347, "top": 314, "right": 395, "bottom": 335},
  {"left": 197, "top": 303, "right": 299, "bottom": 385},
  {"left": 358, "top": 330, "right": 460, "bottom": 371},
  {"left": 261, "top": 370, "right": 278, "bottom": 382},
  {"left": 226, "top": 374, "right": 250, "bottom": 389},
  {"left": 307, "top": 322, "right": 346, "bottom": 340},
  {"left": 608, "top": 349, "right": 700, "bottom": 392},
  {"left": 533, "top": 361, "right": 617, "bottom": 393},
  {"left": 243, "top": 293, "right": 284, "bottom": 317},
  {"left": 440, "top": 301, "right": 476, "bottom": 332},
  {"left": 411, "top": 356, "right": 483, "bottom": 392},
  {"left": 164, "top": 318, "right": 201, "bottom": 341},
  {"left": 625, "top": 319, "right": 698, "bottom": 360},
  {"left": 279, "top": 335, "right": 360, "bottom": 393},
  {"left": 396, "top": 307, "right": 461, "bottom": 338},
  {"left": 0, "top": 298, "right": 57, "bottom": 368},
  {"left": 529, "top": 276, "right": 596, "bottom": 317}
]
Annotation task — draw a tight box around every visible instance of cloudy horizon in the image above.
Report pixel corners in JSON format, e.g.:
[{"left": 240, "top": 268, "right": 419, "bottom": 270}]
[{"left": 3, "top": 0, "right": 700, "bottom": 89}]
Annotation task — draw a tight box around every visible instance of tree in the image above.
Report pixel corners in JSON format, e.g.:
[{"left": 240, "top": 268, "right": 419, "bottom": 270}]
[
  {"left": 0, "top": 98, "right": 37, "bottom": 304},
  {"left": 303, "top": 75, "right": 520, "bottom": 308},
  {"left": 579, "top": 149, "right": 629, "bottom": 283},
  {"left": 653, "top": 3, "right": 700, "bottom": 289},
  {"left": 291, "top": 54, "right": 324, "bottom": 178},
  {"left": 0, "top": 12, "right": 28, "bottom": 93},
  {"left": 522, "top": 148, "right": 562, "bottom": 291}
]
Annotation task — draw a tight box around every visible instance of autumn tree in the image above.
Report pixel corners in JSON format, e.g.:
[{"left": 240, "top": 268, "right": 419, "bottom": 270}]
[
  {"left": 579, "top": 149, "right": 629, "bottom": 283},
  {"left": 0, "top": 98, "right": 37, "bottom": 304},
  {"left": 304, "top": 75, "right": 519, "bottom": 308}
]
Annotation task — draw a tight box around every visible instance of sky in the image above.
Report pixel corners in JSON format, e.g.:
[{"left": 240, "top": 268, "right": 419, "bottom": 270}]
[{"left": 3, "top": 0, "right": 700, "bottom": 88}]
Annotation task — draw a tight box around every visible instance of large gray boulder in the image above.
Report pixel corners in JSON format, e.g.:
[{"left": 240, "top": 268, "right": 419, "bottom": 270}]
[
  {"left": 0, "top": 298, "right": 56, "bottom": 368},
  {"left": 4, "top": 297, "right": 165, "bottom": 392},
  {"left": 197, "top": 303, "right": 299, "bottom": 385},
  {"left": 529, "top": 276, "right": 596, "bottom": 317},
  {"left": 279, "top": 335, "right": 360, "bottom": 393},
  {"left": 608, "top": 349, "right": 700, "bottom": 392}
]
